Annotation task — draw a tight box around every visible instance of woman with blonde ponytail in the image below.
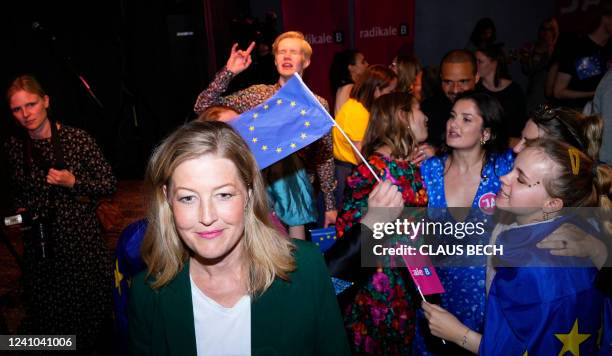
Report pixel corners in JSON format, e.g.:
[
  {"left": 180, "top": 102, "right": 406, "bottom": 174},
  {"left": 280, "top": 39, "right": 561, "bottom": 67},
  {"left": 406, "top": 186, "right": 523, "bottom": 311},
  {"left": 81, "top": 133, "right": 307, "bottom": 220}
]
[
  {"left": 129, "top": 121, "right": 349, "bottom": 355},
  {"left": 424, "top": 138, "right": 609, "bottom": 354}
]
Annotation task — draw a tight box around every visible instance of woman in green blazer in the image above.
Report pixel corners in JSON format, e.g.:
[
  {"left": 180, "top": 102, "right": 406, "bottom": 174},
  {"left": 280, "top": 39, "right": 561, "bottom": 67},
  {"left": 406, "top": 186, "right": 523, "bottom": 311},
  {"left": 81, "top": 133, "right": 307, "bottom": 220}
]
[{"left": 129, "top": 121, "right": 349, "bottom": 355}]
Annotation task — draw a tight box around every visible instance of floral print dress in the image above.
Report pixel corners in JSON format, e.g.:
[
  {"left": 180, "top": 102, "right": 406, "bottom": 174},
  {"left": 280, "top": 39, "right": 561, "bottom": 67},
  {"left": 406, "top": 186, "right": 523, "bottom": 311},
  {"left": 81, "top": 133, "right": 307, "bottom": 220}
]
[
  {"left": 4, "top": 125, "right": 116, "bottom": 351},
  {"left": 336, "top": 152, "right": 427, "bottom": 355}
]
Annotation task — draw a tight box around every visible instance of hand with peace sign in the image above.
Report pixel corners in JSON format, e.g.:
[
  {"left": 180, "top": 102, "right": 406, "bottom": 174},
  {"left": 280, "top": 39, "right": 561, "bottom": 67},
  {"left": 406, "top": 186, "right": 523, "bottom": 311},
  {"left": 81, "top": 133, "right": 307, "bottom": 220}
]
[{"left": 226, "top": 42, "right": 256, "bottom": 75}]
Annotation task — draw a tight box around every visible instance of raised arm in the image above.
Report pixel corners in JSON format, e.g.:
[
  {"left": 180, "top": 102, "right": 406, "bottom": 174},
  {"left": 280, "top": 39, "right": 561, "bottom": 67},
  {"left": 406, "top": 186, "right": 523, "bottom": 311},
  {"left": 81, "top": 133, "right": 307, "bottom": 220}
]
[{"left": 193, "top": 42, "right": 256, "bottom": 113}]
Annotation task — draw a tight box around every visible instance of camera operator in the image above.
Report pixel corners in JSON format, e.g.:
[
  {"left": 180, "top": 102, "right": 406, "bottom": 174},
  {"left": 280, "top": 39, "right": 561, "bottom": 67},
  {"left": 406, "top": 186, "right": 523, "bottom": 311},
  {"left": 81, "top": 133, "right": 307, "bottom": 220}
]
[{"left": 4, "top": 75, "right": 116, "bottom": 352}]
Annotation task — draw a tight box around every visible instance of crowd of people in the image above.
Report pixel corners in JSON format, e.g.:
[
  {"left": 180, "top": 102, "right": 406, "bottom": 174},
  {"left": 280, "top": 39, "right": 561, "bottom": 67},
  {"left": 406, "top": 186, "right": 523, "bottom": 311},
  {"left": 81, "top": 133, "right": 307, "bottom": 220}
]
[{"left": 3, "top": 3, "right": 612, "bottom": 355}]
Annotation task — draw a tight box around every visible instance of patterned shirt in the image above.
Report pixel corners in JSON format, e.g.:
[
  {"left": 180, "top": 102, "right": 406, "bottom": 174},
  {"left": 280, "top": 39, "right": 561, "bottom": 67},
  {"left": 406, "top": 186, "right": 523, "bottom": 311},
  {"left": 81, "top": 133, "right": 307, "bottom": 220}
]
[{"left": 194, "top": 68, "right": 336, "bottom": 211}]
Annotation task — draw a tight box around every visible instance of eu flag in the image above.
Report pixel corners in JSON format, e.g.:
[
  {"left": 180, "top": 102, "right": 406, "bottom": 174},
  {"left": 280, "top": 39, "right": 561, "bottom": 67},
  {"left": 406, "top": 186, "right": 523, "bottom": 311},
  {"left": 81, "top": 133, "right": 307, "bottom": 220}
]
[
  {"left": 480, "top": 215, "right": 604, "bottom": 355},
  {"left": 229, "top": 74, "right": 333, "bottom": 169},
  {"left": 113, "top": 219, "right": 148, "bottom": 355},
  {"left": 310, "top": 226, "right": 337, "bottom": 253}
]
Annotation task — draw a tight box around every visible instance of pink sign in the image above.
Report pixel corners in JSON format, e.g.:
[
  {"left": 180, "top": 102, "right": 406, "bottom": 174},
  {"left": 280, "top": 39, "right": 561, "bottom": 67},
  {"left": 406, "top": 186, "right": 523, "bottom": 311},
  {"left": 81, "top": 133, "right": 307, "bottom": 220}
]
[{"left": 402, "top": 251, "right": 445, "bottom": 296}]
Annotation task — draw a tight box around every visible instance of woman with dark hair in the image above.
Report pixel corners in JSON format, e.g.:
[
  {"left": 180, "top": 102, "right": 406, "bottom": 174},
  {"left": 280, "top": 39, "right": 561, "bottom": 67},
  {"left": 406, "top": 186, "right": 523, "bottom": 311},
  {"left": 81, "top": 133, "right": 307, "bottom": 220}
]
[
  {"left": 466, "top": 17, "right": 496, "bottom": 52},
  {"left": 415, "top": 91, "right": 514, "bottom": 354},
  {"left": 332, "top": 64, "right": 396, "bottom": 208},
  {"left": 330, "top": 49, "right": 369, "bottom": 115},
  {"left": 5, "top": 75, "right": 116, "bottom": 352},
  {"left": 476, "top": 44, "right": 527, "bottom": 139}
]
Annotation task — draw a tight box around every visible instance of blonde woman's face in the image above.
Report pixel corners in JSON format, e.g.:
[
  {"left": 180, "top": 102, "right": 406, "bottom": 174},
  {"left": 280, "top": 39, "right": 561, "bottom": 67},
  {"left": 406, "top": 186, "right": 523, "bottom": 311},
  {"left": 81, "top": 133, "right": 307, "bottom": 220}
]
[
  {"left": 166, "top": 154, "right": 248, "bottom": 263},
  {"left": 496, "top": 148, "right": 553, "bottom": 223},
  {"left": 9, "top": 90, "right": 50, "bottom": 135}
]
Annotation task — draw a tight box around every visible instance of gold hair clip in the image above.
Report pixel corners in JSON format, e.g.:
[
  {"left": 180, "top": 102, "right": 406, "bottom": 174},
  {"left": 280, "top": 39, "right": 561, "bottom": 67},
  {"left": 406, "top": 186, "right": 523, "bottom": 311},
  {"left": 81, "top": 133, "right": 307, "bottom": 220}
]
[{"left": 568, "top": 147, "right": 581, "bottom": 175}]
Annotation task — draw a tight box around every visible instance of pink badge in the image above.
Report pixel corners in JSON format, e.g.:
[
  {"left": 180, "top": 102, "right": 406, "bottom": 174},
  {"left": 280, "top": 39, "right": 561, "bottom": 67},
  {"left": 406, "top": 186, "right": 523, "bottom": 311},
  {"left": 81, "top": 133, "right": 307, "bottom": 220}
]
[{"left": 478, "top": 192, "right": 497, "bottom": 215}]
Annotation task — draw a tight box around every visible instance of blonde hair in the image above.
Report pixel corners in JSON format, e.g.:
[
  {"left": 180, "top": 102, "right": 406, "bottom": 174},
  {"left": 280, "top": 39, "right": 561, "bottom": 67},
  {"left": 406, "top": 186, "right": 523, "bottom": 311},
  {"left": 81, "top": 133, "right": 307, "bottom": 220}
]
[
  {"left": 361, "top": 92, "right": 418, "bottom": 159},
  {"left": 7, "top": 75, "right": 46, "bottom": 102},
  {"left": 142, "top": 121, "right": 295, "bottom": 293},
  {"left": 527, "top": 138, "right": 612, "bottom": 233},
  {"left": 272, "top": 31, "right": 312, "bottom": 61},
  {"left": 531, "top": 106, "right": 603, "bottom": 161}
]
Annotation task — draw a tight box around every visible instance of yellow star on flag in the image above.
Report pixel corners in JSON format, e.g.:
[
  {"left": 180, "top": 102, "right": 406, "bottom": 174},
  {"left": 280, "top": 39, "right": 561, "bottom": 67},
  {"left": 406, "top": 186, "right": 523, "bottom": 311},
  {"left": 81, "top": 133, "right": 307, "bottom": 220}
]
[
  {"left": 555, "top": 319, "right": 590, "bottom": 356},
  {"left": 262, "top": 145, "right": 268, "bottom": 151},
  {"left": 276, "top": 147, "right": 282, "bottom": 153},
  {"left": 263, "top": 104, "right": 269, "bottom": 110},
  {"left": 252, "top": 137, "right": 258, "bottom": 143},
  {"left": 249, "top": 126, "right": 255, "bottom": 132},
  {"left": 304, "top": 121, "right": 311, "bottom": 127},
  {"left": 276, "top": 99, "right": 283, "bottom": 105},
  {"left": 290, "top": 143, "right": 296, "bottom": 149},
  {"left": 300, "top": 133, "right": 307, "bottom": 139},
  {"left": 290, "top": 101, "right": 296, "bottom": 107},
  {"left": 114, "top": 259, "right": 124, "bottom": 295},
  {"left": 300, "top": 109, "right": 306, "bottom": 115},
  {"left": 252, "top": 113, "right": 258, "bottom": 119}
]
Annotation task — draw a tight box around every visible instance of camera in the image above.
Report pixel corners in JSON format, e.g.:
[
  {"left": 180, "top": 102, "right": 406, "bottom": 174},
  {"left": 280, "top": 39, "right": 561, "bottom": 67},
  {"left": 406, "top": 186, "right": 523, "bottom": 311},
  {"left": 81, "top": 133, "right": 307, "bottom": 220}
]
[{"left": 4, "top": 211, "right": 52, "bottom": 259}]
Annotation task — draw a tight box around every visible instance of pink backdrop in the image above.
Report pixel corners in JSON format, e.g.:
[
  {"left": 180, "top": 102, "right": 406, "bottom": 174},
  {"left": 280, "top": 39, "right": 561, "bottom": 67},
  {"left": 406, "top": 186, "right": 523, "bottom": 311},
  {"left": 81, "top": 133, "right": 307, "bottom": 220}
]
[{"left": 281, "top": 0, "right": 415, "bottom": 106}]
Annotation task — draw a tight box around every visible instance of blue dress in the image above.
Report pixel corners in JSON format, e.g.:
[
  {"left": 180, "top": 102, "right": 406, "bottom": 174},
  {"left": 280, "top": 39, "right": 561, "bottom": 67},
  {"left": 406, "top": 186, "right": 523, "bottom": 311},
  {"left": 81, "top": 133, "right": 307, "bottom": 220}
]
[{"left": 414, "top": 149, "right": 514, "bottom": 355}]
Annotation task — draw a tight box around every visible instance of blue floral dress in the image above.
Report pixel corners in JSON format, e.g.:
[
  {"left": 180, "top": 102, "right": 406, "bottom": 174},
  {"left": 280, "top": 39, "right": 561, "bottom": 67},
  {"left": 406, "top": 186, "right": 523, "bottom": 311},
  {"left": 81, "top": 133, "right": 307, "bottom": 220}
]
[{"left": 414, "top": 149, "right": 514, "bottom": 355}]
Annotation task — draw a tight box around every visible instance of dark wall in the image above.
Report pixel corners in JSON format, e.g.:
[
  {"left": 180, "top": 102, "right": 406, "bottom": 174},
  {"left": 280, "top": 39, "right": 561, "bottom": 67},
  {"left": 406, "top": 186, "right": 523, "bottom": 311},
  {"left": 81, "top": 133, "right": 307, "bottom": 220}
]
[
  {"left": 0, "top": 0, "right": 229, "bottom": 180},
  {"left": 414, "top": 0, "right": 555, "bottom": 89},
  {"left": 1, "top": 0, "right": 557, "bottom": 189}
]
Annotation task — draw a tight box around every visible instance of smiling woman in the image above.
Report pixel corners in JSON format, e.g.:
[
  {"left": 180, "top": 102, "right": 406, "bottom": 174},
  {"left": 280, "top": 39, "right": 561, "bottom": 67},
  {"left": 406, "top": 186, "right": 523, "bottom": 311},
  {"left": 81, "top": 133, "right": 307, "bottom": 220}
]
[{"left": 130, "top": 120, "right": 349, "bottom": 355}]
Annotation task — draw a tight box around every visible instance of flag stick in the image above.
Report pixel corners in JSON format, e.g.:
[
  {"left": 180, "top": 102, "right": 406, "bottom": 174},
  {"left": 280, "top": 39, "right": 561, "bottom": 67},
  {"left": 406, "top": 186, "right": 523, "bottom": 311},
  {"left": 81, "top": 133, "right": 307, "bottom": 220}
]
[
  {"left": 293, "top": 74, "right": 381, "bottom": 183},
  {"left": 417, "top": 285, "right": 447, "bottom": 345}
]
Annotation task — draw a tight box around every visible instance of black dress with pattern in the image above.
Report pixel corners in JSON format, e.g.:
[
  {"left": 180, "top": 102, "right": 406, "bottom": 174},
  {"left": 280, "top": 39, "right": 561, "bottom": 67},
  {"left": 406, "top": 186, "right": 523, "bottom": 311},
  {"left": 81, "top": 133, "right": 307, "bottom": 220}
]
[{"left": 4, "top": 125, "right": 116, "bottom": 351}]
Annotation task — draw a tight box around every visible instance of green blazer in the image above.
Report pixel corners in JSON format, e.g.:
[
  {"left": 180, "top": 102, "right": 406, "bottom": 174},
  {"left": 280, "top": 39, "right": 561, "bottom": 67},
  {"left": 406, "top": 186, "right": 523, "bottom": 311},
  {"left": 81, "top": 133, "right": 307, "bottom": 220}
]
[{"left": 129, "top": 240, "right": 350, "bottom": 355}]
